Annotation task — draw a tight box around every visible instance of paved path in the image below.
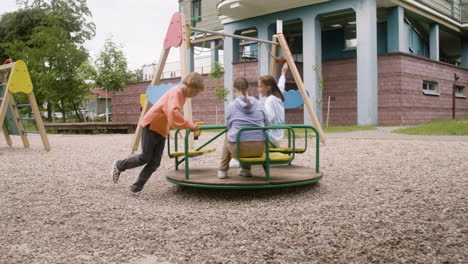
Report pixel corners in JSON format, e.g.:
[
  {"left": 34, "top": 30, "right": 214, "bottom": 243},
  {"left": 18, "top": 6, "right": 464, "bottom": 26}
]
[{"left": 326, "top": 126, "right": 468, "bottom": 141}]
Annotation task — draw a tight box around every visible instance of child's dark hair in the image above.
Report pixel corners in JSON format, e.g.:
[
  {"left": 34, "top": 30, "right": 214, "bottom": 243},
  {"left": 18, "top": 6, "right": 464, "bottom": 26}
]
[
  {"left": 233, "top": 77, "right": 252, "bottom": 108},
  {"left": 259, "top": 75, "right": 285, "bottom": 102}
]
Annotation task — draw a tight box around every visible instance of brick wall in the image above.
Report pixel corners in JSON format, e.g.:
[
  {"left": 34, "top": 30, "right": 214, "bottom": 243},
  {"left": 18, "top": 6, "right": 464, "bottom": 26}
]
[
  {"left": 322, "top": 53, "right": 468, "bottom": 125},
  {"left": 388, "top": 53, "right": 468, "bottom": 124},
  {"left": 113, "top": 54, "right": 468, "bottom": 126},
  {"left": 322, "top": 58, "right": 357, "bottom": 125},
  {"left": 112, "top": 75, "right": 225, "bottom": 125},
  {"left": 233, "top": 61, "right": 260, "bottom": 98}
]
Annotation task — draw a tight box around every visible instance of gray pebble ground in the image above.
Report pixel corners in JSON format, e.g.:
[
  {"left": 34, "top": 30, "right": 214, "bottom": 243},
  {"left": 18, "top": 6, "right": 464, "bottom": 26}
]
[{"left": 0, "top": 127, "right": 467, "bottom": 264}]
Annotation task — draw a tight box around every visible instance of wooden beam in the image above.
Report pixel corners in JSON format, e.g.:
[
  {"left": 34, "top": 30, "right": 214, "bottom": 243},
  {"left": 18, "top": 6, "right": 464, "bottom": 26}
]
[
  {"left": 2, "top": 126, "right": 12, "bottom": 146},
  {"left": 132, "top": 47, "right": 171, "bottom": 153},
  {"left": 269, "top": 35, "right": 279, "bottom": 76},
  {"left": 0, "top": 72, "right": 11, "bottom": 146},
  {"left": 0, "top": 63, "right": 15, "bottom": 72},
  {"left": 0, "top": 88, "right": 11, "bottom": 140},
  {"left": 131, "top": 47, "right": 171, "bottom": 154},
  {"left": 180, "top": 18, "right": 195, "bottom": 149},
  {"left": 151, "top": 48, "right": 171, "bottom": 86},
  {"left": 131, "top": 101, "right": 151, "bottom": 154},
  {"left": 277, "top": 34, "right": 326, "bottom": 143},
  {"left": 28, "top": 92, "right": 51, "bottom": 151}
]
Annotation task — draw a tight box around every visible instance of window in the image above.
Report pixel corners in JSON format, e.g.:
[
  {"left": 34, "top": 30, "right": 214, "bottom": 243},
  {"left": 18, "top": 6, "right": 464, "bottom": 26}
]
[
  {"left": 344, "top": 24, "right": 357, "bottom": 50},
  {"left": 463, "top": 2, "right": 468, "bottom": 23},
  {"left": 191, "top": 0, "right": 201, "bottom": 26},
  {"left": 423, "top": 81, "right": 439, "bottom": 95},
  {"left": 408, "top": 25, "right": 414, "bottom": 52},
  {"left": 455, "top": 85, "right": 466, "bottom": 98}
]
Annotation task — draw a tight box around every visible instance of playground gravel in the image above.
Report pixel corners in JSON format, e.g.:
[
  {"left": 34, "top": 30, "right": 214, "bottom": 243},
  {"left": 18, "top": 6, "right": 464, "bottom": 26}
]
[{"left": 0, "top": 127, "right": 467, "bottom": 264}]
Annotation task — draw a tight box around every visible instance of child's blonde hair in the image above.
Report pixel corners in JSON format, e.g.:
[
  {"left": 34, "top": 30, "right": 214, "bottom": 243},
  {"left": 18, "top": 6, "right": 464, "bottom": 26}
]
[
  {"left": 183, "top": 72, "right": 205, "bottom": 91},
  {"left": 233, "top": 77, "right": 252, "bottom": 108}
]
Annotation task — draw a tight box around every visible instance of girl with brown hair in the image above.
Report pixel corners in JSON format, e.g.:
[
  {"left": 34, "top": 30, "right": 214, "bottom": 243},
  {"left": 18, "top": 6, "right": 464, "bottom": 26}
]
[
  {"left": 257, "top": 63, "right": 288, "bottom": 147},
  {"left": 217, "top": 77, "right": 270, "bottom": 179}
]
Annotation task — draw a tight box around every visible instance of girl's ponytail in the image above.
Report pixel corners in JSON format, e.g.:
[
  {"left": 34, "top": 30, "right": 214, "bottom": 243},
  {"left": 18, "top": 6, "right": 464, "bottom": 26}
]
[
  {"left": 242, "top": 90, "right": 252, "bottom": 108},
  {"left": 233, "top": 77, "right": 252, "bottom": 108}
]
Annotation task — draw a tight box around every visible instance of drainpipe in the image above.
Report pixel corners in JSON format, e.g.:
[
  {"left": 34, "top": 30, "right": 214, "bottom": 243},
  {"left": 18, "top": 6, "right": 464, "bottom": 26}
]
[{"left": 452, "top": 73, "right": 459, "bottom": 119}]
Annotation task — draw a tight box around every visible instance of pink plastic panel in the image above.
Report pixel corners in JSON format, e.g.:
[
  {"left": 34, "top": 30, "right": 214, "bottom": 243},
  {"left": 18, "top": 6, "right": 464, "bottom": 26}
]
[{"left": 164, "top": 13, "right": 183, "bottom": 49}]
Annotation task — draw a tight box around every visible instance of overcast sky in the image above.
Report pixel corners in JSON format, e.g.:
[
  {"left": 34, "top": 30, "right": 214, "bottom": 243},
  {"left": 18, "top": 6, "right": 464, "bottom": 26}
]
[{"left": 0, "top": 0, "right": 180, "bottom": 70}]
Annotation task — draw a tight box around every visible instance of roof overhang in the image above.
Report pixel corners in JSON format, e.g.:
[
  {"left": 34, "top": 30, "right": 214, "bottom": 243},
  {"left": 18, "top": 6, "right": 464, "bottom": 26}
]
[{"left": 217, "top": 0, "right": 331, "bottom": 24}]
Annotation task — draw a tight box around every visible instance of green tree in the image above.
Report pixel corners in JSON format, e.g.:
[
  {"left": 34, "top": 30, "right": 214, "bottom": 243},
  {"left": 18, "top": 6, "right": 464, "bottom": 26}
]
[
  {"left": 94, "top": 37, "right": 131, "bottom": 122},
  {"left": 128, "top": 68, "right": 144, "bottom": 83},
  {"left": 0, "top": 0, "right": 96, "bottom": 122},
  {"left": 208, "top": 62, "right": 229, "bottom": 124}
]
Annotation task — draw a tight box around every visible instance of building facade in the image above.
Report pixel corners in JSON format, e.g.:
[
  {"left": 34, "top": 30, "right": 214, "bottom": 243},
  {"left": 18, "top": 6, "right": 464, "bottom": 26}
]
[{"left": 177, "top": 0, "right": 468, "bottom": 125}]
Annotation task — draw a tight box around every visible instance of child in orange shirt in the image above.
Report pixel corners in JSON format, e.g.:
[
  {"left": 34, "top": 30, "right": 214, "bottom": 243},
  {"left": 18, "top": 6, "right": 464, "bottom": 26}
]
[{"left": 111, "top": 72, "right": 204, "bottom": 196}]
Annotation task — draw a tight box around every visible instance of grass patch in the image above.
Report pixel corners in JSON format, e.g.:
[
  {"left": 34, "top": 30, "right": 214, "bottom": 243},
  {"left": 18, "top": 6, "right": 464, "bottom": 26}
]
[
  {"left": 392, "top": 118, "right": 468, "bottom": 135},
  {"left": 291, "top": 125, "right": 376, "bottom": 138}
]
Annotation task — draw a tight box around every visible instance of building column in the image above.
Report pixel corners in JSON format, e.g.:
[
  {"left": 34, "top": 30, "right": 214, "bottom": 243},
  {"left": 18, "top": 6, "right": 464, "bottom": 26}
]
[
  {"left": 387, "top": 6, "right": 405, "bottom": 52},
  {"left": 257, "top": 23, "right": 270, "bottom": 77},
  {"left": 223, "top": 26, "right": 235, "bottom": 106},
  {"left": 302, "top": 15, "right": 322, "bottom": 125},
  {"left": 211, "top": 40, "right": 219, "bottom": 63},
  {"left": 356, "top": 0, "right": 378, "bottom": 125},
  {"left": 462, "top": 37, "right": 468, "bottom": 68},
  {"left": 430, "top": 23, "right": 439, "bottom": 61}
]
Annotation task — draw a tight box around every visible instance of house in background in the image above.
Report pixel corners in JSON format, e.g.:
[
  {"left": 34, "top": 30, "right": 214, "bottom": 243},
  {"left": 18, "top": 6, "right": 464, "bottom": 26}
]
[
  {"left": 83, "top": 88, "right": 112, "bottom": 121},
  {"left": 178, "top": 0, "right": 468, "bottom": 125}
]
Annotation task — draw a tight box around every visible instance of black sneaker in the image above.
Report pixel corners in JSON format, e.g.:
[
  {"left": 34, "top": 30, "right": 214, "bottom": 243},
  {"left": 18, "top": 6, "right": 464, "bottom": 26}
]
[
  {"left": 128, "top": 185, "right": 143, "bottom": 197},
  {"left": 111, "top": 160, "right": 121, "bottom": 183}
]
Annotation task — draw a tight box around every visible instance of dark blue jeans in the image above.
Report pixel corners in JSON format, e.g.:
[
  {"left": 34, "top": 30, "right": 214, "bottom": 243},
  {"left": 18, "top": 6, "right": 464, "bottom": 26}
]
[{"left": 117, "top": 126, "right": 166, "bottom": 191}]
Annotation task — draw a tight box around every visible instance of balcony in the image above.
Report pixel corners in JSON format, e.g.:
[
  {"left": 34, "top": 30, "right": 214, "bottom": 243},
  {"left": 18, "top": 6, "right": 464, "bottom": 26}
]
[{"left": 217, "top": 0, "right": 331, "bottom": 23}]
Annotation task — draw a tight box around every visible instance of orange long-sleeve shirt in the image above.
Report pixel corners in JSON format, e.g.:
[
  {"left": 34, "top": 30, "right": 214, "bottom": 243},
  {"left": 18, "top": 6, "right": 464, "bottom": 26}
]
[{"left": 141, "top": 86, "right": 195, "bottom": 137}]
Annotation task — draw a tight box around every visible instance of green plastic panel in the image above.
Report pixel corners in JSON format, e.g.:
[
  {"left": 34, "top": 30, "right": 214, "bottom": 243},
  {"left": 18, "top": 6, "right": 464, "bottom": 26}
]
[{"left": 1, "top": 85, "right": 20, "bottom": 135}]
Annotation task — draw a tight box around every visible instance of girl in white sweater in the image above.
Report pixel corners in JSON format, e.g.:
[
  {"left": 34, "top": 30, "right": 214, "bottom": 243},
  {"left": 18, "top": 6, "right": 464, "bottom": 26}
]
[{"left": 258, "top": 63, "right": 288, "bottom": 147}]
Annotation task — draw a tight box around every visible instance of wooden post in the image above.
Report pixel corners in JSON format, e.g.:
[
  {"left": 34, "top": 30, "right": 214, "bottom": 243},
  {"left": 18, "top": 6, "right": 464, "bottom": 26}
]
[
  {"left": 0, "top": 90, "right": 11, "bottom": 137},
  {"left": 269, "top": 36, "right": 279, "bottom": 76},
  {"left": 28, "top": 92, "right": 51, "bottom": 151},
  {"left": 131, "top": 48, "right": 170, "bottom": 154},
  {"left": 0, "top": 72, "right": 12, "bottom": 146},
  {"left": 10, "top": 96, "right": 30, "bottom": 148},
  {"left": 277, "top": 34, "right": 326, "bottom": 143},
  {"left": 2, "top": 126, "right": 12, "bottom": 146},
  {"left": 180, "top": 20, "right": 195, "bottom": 149}
]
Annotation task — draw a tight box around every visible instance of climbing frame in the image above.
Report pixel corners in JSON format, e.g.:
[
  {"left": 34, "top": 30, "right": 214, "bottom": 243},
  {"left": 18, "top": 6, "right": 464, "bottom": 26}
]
[{"left": 0, "top": 60, "right": 51, "bottom": 151}]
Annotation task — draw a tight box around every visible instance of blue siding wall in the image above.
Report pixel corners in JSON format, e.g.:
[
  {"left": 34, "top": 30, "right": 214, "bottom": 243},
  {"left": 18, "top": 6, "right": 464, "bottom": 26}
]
[
  {"left": 322, "top": 28, "right": 356, "bottom": 59},
  {"left": 322, "top": 22, "right": 387, "bottom": 60},
  {"left": 377, "top": 22, "right": 388, "bottom": 54},
  {"left": 404, "top": 21, "right": 429, "bottom": 58}
]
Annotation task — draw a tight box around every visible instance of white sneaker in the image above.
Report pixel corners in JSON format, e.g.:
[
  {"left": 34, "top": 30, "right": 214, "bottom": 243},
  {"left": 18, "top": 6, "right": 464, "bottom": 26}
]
[
  {"left": 111, "top": 160, "right": 121, "bottom": 183},
  {"left": 237, "top": 168, "right": 252, "bottom": 177},
  {"left": 217, "top": 170, "right": 228, "bottom": 179},
  {"left": 229, "top": 159, "right": 240, "bottom": 168}
]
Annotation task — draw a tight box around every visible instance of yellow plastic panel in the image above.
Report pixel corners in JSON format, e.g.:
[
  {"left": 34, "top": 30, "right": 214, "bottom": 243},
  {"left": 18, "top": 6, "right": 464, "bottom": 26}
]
[
  {"left": 269, "top": 147, "right": 305, "bottom": 153},
  {"left": 7, "top": 60, "right": 33, "bottom": 94},
  {"left": 139, "top": 94, "right": 147, "bottom": 107},
  {"left": 169, "top": 148, "right": 216, "bottom": 158},
  {"left": 237, "top": 152, "right": 292, "bottom": 163}
]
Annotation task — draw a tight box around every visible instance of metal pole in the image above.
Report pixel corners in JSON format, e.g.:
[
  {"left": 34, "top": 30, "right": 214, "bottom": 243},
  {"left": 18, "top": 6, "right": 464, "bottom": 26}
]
[{"left": 191, "top": 27, "right": 279, "bottom": 46}]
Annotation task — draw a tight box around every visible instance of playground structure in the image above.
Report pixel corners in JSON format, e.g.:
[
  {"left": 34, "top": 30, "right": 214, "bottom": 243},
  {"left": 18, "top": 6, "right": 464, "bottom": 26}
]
[
  {"left": 131, "top": 12, "right": 324, "bottom": 188},
  {"left": 0, "top": 60, "right": 50, "bottom": 151}
]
